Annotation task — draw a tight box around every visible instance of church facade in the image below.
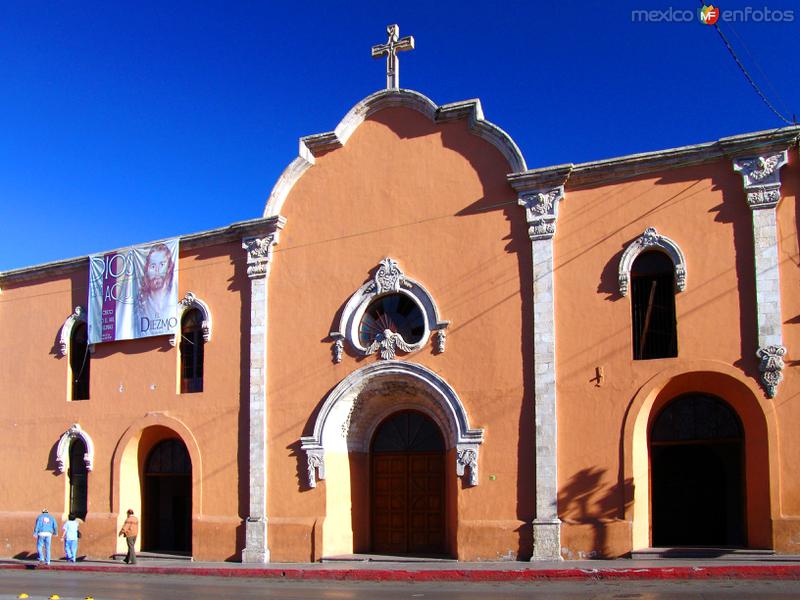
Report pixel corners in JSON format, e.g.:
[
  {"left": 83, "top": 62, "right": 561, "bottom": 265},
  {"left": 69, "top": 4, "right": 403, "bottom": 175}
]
[{"left": 2, "top": 29, "right": 800, "bottom": 562}]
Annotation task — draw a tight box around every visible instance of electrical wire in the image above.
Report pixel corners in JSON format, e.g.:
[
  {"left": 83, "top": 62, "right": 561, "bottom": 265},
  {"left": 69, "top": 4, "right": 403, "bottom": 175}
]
[{"left": 702, "top": 2, "right": 795, "bottom": 125}]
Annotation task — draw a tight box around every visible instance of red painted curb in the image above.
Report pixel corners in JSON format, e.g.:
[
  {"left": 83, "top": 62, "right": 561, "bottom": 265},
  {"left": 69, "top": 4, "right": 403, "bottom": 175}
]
[{"left": 4, "top": 563, "right": 800, "bottom": 581}]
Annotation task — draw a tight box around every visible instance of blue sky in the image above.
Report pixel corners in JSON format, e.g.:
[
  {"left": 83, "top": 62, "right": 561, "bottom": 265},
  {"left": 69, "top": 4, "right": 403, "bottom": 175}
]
[{"left": 1, "top": 0, "right": 798, "bottom": 271}]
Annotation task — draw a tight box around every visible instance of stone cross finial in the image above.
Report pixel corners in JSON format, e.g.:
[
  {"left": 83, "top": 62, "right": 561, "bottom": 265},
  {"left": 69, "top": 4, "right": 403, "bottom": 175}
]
[{"left": 371, "top": 24, "right": 414, "bottom": 90}]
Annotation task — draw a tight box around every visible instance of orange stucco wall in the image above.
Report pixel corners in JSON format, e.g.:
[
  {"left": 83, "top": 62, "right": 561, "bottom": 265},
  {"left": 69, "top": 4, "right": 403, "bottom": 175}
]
[
  {"left": 266, "top": 107, "right": 534, "bottom": 561},
  {"left": 0, "top": 239, "right": 251, "bottom": 561},
  {"left": 2, "top": 95, "right": 798, "bottom": 563},
  {"left": 555, "top": 152, "right": 799, "bottom": 557}
]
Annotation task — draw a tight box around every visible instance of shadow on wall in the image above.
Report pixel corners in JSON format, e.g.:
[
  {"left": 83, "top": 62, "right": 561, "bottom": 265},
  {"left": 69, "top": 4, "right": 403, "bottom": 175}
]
[{"left": 558, "top": 467, "right": 633, "bottom": 559}]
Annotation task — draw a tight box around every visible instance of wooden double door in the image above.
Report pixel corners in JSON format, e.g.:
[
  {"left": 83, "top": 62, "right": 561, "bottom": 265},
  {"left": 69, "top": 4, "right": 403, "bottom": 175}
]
[{"left": 371, "top": 411, "right": 446, "bottom": 555}]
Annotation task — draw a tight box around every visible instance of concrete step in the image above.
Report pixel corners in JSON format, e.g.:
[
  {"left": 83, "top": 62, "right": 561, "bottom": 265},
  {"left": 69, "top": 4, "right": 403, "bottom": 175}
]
[
  {"left": 322, "top": 553, "right": 456, "bottom": 563},
  {"left": 632, "top": 547, "right": 776, "bottom": 560},
  {"left": 111, "top": 550, "right": 192, "bottom": 562}
]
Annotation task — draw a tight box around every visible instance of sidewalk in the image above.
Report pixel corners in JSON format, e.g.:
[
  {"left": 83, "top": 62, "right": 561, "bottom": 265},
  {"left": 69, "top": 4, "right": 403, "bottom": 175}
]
[{"left": 4, "top": 555, "right": 800, "bottom": 582}]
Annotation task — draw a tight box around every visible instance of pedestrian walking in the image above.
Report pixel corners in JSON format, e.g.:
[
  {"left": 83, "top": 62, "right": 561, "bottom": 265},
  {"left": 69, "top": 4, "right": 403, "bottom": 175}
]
[
  {"left": 33, "top": 509, "right": 58, "bottom": 565},
  {"left": 62, "top": 513, "right": 80, "bottom": 562},
  {"left": 118, "top": 508, "right": 138, "bottom": 564}
]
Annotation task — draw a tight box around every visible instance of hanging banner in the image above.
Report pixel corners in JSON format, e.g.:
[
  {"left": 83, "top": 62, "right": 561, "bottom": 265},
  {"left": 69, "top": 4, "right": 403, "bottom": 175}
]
[{"left": 88, "top": 239, "right": 180, "bottom": 344}]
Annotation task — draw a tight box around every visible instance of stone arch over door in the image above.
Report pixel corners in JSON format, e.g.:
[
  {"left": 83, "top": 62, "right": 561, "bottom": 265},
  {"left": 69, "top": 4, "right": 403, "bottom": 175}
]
[
  {"left": 300, "top": 361, "right": 483, "bottom": 557},
  {"left": 623, "top": 361, "right": 778, "bottom": 551},
  {"left": 111, "top": 414, "right": 203, "bottom": 556}
]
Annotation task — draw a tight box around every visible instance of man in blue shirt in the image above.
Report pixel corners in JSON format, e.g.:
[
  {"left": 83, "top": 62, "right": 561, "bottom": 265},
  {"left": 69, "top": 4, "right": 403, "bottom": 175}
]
[{"left": 33, "top": 509, "right": 58, "bottom": 565}]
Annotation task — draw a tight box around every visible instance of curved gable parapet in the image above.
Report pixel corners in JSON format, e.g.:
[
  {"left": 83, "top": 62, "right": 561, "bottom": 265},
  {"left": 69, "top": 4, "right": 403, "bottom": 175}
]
[
  {"left": 618, "top": 227, "right": 687, "bottom": 296},
  {"left": 264, "top": 89, "right": 526, "bottom": 218}
]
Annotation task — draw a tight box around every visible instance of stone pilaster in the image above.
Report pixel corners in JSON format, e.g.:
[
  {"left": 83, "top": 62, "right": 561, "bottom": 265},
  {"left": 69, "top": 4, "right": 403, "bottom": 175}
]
[
  {"left": 733, "top": 151, "right": 789, "bottom": 398},
  {"left": 516, "top": 184, "right": 566, "bottom": 561},
  {"left": 241, "top": 231, "right": 281, "bottom": 563}
]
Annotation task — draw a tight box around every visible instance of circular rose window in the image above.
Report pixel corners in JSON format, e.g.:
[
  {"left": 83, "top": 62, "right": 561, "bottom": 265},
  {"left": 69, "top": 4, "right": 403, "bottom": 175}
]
[{"left": 358, "top": 293, "right": 425, "bottom": 348}]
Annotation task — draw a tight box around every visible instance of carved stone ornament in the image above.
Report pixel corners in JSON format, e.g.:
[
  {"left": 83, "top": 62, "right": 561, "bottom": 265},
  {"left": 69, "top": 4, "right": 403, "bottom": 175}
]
[
  {"left": 242, "top": 233, "right": 279, "bottom": 279},
  {"left": 55, "top": 423, "right": 95, "bottom": 474},
  {"left": 456, "top": 446, "right": 479, "bottom": 486},
  {"left": 332, "top": 337, "right": 344, "bottom": 364},
  {"left": 618, "top": 227, "right": 687, "bottom": 296},
  {"left": 58, "top": 306, "right": 92, "bottom": 358},
  {"left": 331, "top": 258, "right": 449, "bottom": 361},
  {"left": 733, "top": 151, "right": 788, "bottom": 210},
  {"left": 518, "top": 187, "right": 564, "bottom": 241},
  {"left": 436, "top": 329, "right": 447, "bottom": 354},
  {"left": 374, "top": 257, "right": 403, "bottom": 294},
  {"left": 305, "top": 448, "right": 325, "bottom": 489},
  {"left": 757, "top": 345, "right": 786, "bottom": 398},
  {"left": 170, "top": 292, "right": 212, "bottom": 347}
]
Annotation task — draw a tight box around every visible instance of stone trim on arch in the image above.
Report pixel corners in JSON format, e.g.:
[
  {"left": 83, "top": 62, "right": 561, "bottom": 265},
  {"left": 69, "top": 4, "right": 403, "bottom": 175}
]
[
  {"left": 263, "top": 88, "right": 526, "bottom": 218},
  {"left": 300, "top": 360, "right": 483, "bottom": 488},
  {"left": 330, "top": 258, "right": 449, "bottom": 362},
  {"left": 55, "top": 423, "right": 95, "bottom": 474},
  {"left": 170, "top": 292, "right": 212, "bottom": 347},
  {"left": 618, "top": 227, "right": 687, "bottom": 297},
  {"left": 58, "top": 306, "right": 93, "bottom": 357}
]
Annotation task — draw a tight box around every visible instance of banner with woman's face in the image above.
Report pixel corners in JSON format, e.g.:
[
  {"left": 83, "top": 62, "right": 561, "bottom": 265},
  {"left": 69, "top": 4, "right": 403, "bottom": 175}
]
[{"left": 88, "top": 238, "right": 179, "bottom": 343}]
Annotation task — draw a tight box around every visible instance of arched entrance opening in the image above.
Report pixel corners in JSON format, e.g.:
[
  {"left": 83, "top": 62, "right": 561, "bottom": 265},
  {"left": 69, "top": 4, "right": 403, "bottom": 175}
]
[
  {"left": 371, "top": 410, "right": 446, "bottom": 555},
  {"left": 650, "top": 393, "right": 745, "bottom": 547},
  {"left": 143, "top": 438, "right": 192, "bottom": 553}
]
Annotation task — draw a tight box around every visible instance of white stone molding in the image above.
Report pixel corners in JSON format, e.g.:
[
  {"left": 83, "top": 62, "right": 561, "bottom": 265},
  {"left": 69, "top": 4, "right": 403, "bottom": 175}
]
[
  {"left": 331, "top": 258, "right": 449, "bottom": 361},
  {"left": 241, "top": 222, "right": 284, "bottom": 564},
  {"left": 618, "top": 227, "right": 687, "bottom": 297},
  {"left": 371, "top": 24, "right": 414, "bottom": 91},
  {"left": 509, "top": 174, "right": 568, "bottom": 561},
  {"left": 300, "top": 361, "right": 483, "bottom": 488},
  {"left": 55, "top": 423, "right": 94, "bottom": 474},
  {"left": 58, "top": 306, "right": 93, "bottom": 357},
  {"left": 733, "top": 150, "right": 789, "bottom": 398},
  {"left": 517, "top": 187, "right": 565, "bottom": 241},
  {"left": 264, "top": 89, "right": 525, "bottom": 218},
  {"left": 169, "top": 292, "right": 212, "bottom": 347}
]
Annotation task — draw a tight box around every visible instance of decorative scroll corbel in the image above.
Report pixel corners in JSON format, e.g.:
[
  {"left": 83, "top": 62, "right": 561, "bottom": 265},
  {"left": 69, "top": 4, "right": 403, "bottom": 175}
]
[
  {"left": 331, "top": 333, "right": 344, "bottom": 364},
  {"left": 305, "top": 447, "right": 325, "bottom": 489},
  {"left": 757, "top": 345, "right": 786, "bottom": 399},
  {"left": 456, "top": 445, "right": 479, "bottom": 486}
]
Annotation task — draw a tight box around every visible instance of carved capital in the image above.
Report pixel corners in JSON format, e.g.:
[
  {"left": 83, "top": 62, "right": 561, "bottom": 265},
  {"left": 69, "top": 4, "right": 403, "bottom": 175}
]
[
  {"left": 757, "top": 345, "right": 786, "bottom": 398},
  {"left": 518, "top": 187, "right": 564, "bottom": 241},
  {"left": 242, "top": 233, "right": 280, "bottom": 279},
  {"left": 456, "top": 445, "right": 479, "bottom": 486},
  {"left": 733, "top": 151, "right": 788, "bottom": 210}
]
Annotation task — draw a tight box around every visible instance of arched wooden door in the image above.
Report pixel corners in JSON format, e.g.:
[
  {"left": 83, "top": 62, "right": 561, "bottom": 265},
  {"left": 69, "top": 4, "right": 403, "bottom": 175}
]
[
  {"left": 144, "top": 438, "right": 192, "bottom": 553},
  {"left": 371, "top": 411, "right": 446, "bottom": 555},
  {"left": 650, "top": 394, "right": 745, "bottom": 547}
]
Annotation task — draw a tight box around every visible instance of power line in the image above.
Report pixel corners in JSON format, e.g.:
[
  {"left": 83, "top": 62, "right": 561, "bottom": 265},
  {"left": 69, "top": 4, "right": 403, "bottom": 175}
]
[{"left": 703, "top": 4, "right": 795, "bottom": 125}]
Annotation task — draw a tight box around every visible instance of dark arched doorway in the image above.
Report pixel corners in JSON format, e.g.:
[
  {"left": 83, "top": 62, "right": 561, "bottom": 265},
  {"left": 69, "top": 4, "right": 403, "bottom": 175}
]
[
  {"left": 371, "top": 410, "right": 446, "bottom": 555},
  {"left": 650, "top": 394, "right": 745, "bottom": 547},
  {"left": 144, "top": 438, "right": 192, "bottom": 553}
]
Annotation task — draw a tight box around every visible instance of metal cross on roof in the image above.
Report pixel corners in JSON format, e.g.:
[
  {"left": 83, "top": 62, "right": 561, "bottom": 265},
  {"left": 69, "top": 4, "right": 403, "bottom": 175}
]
[{"left": 371, "top": 24, "right": 415, "bottom": 90}]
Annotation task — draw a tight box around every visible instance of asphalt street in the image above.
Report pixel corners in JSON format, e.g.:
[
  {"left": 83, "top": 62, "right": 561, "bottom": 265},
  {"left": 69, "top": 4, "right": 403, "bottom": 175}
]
[{"left": 3, "top": 571, "right": 800, "bottom": 599}]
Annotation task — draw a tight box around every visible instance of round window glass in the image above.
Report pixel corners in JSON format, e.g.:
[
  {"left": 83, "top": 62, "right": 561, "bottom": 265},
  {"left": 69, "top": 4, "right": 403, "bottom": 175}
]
[{"left": 358, "top": 293, "right": 425, "bottom": 347}]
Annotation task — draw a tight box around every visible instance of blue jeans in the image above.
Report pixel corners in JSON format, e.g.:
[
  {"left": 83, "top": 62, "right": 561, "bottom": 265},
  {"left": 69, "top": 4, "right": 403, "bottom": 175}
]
[
  {"left": 65, "top": 539, "right": 78, "bottom": 561},
  {"left": 36, "top": 535, "right": 52, "bottom": 564}
]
